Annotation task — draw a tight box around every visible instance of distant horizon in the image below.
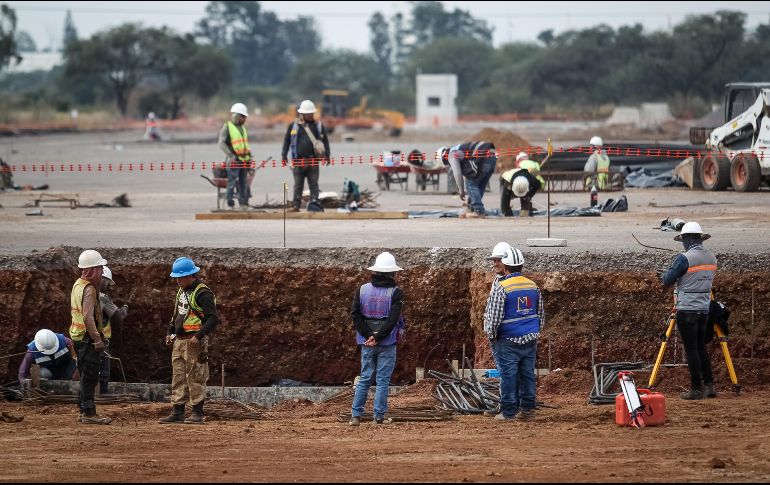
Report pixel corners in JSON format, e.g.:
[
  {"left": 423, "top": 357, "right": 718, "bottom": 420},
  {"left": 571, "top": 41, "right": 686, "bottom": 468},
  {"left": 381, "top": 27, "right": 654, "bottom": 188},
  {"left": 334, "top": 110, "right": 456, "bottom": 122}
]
[{"left": 6, "top": 1, "right": 770, "bottom": 53}]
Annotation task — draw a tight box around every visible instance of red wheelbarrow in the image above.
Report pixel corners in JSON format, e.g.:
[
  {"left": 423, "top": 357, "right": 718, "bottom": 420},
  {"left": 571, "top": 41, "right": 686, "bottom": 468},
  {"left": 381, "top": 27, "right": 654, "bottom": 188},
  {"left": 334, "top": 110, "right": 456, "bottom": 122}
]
[{"left": 200, "top": 157, "right": 272, "bottom": 209}]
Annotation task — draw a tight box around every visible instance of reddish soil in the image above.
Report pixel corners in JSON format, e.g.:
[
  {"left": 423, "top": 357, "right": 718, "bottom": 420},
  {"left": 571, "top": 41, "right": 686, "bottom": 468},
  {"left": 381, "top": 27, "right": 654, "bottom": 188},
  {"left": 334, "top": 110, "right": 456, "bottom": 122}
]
[
  {"left": 469, "top": 128, "right": 532, "bottom": 172},
  {"left": 2, "top": 385, "right": 769, "bottom": 482}
]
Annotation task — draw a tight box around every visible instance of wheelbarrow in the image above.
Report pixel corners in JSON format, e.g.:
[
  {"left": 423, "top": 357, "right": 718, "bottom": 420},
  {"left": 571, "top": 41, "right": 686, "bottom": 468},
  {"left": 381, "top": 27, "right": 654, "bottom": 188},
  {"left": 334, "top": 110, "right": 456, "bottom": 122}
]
[{"left": 200, "top": 157, "right": 272, "bottom": 209}]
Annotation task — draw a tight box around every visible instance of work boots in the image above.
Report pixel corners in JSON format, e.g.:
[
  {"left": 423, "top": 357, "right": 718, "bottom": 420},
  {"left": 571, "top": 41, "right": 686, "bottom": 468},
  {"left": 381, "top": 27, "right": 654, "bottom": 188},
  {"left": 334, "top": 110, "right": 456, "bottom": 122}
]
[
  {"left": 184, "top": 402, "right": 205, "bottom": 424},
  {"left": 680, "top": 388, "right": 704, "bottom": 400},
  {"left": 80, "top": 410, "right": 112, "bottom": 425},
  {"left": 158, "top": 405, "right": 186, "bottom": 424},
  {"left": 705, "top": 383, "right": 718, "bottom": 398}
]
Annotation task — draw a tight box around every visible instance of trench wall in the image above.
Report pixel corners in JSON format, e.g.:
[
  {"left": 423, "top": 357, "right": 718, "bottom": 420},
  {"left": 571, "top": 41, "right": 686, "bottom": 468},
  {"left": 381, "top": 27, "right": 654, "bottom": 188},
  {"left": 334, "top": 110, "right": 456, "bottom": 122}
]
[{"left": 2, "top": 247, "right": 769, "bottom": 386}]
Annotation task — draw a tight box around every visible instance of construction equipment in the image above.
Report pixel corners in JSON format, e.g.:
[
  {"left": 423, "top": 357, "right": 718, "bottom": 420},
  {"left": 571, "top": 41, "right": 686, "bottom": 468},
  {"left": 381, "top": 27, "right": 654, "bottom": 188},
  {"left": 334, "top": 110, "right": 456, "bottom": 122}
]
[
  {"left": 617, "top": 371, "right": 646, "bottom": 428},
  {"left": 689, "top": 83, "right": 770, "bottom": 191}
]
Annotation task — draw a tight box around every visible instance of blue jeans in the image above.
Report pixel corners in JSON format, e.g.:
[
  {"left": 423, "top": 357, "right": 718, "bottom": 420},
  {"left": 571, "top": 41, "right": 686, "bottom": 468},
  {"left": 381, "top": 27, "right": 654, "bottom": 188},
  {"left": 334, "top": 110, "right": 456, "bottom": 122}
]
[
  {"left": 493, "top": 339, "right": 537, "bottom": 418},
  {"left": 351, "top": 344, "right": 397, "bottom": 419},
  {"left": 226, "top": 165, "right": 249, "bottom": 207},
  {"left": 465, "top": 156, "right": 496, "bottom": 214}
]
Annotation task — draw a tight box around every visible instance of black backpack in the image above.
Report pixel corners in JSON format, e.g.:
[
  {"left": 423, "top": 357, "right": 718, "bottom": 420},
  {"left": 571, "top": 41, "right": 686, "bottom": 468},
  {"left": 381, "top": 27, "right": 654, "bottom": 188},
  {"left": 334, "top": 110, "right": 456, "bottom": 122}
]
[{"left": 705, "top": 300, "right": 730, "bottom": 343}]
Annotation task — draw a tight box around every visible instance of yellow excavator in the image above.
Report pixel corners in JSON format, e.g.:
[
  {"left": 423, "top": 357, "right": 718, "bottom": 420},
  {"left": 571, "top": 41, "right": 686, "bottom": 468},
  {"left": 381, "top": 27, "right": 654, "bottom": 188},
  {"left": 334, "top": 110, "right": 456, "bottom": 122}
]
[{"left": 270, "top": 90, "right": 404, "bottom": 137}]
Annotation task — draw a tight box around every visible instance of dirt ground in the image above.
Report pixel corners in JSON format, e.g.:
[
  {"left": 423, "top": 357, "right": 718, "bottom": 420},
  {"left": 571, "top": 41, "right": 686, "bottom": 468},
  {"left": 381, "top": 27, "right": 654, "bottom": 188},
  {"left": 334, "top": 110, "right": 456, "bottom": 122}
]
[{"left": 1, "top": 382, "right": 769, "bottom": 483}]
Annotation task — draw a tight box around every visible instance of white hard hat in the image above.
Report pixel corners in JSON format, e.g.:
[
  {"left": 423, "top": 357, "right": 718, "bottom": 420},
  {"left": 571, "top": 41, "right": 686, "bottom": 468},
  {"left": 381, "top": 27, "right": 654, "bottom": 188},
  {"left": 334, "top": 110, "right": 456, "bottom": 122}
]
[
  {"left": 102, "top": 266, "right": 114, "bottom": 285},
  {"left": 589, "top": 136, "right": 603, "bottom": 147},
  {"left": 367, "top": 251, "right": 403, "bottom": 272},
  {"left": 230, "top": 103, "right": 249, "bottom": 117},
  {"left": 487, "top": 242, "right": 512, "bottom": 260},
  {"left": 78, "top": 250, "right": 107, "bottom": 269},
  {"left": 34, "top": 329, "right": 59, "bottom": 355},
  {"left": 513, "top": 176, "right": 530, "bottom": 198},
  {"left": 501, "top": 247, "right": 525, "bottom": 267},
  {"left": 674, "top": 221, "right": 711, "bottom": 242},
  {"left": 148, "top": 112, "right": 156, "bottom": 119},
  {"left": 436, "top": 147, "right": 448, "bottom": 164},
  {"left": 297, "top": 100, "right": 317, "bottom": 114},
  {"left": 516, "top": 152, "right": 528, "bottom": 162}
]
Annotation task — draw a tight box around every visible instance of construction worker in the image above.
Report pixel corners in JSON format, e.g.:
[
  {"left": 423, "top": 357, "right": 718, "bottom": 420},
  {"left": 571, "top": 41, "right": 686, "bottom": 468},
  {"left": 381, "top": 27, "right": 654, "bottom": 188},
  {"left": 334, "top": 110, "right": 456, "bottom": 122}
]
[
  {"left": 17, "top": 329, "right": 78, "bottom": 383},
  {"left": 159, "top": 257, "right": 220, "bottom": 425},
  {"left": 437, "top": 141, "right": 497, "bottom": 218},
  {"left": 349, "top": 252, "right": 406, "bottom": 426},
  {"left": 218, "top": 102, "right": 253, "bottom": 210},
  {"left": 143, "top": 112, "right": 161, "bottom": 141},
  {"left": 484, "top": 244, "right": 544, "bottom": 421},
  {"left": 98, "top": 266, "right": 128, "bottom": 395},
  {"left": 515, "top": 152, "right": 545, "bottom": 188},
  {"left": 583, "top": 136, "right": 611, "bottom": 189},
  {"left": 281, "top": 100, "right": 331, "bottom": 212},
  {"left": 500, "top": 167, "right": 541, "bottom": 217},
  {"left": 69, "top": 249, "right": 111, "bottom": 425},
  {"left": 661, "top": 222, "right": 717, "bottom": 400}
]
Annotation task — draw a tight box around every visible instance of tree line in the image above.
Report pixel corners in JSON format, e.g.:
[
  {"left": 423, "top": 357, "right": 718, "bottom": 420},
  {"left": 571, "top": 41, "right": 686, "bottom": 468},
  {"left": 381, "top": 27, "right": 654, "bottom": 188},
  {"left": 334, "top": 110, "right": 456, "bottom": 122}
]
[{"left": 1, "top": 1, "right": 768, "bottom": 118}]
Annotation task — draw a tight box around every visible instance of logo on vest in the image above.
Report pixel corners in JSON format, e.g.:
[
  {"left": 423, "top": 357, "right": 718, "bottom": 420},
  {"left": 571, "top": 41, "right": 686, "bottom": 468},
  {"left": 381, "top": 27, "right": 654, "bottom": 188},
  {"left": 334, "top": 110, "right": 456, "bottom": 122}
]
[
  {"left": 177, "top": 292, "right": 190, "bottom": 317},
  {"left": 517, "top": 296, "right": 531, "bottom": 311}
]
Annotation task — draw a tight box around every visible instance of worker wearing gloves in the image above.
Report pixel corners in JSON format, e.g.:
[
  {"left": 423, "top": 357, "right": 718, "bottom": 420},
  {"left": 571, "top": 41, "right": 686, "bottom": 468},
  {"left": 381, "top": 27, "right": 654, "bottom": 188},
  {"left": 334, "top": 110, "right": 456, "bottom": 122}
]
[
  {"left": 281, "top": 100, "right": 331, "bottom": 212},
  {"left": 349, "top": 252, "right": 406, "bottom": 426},
  {"left": 18, "top": 329, "right": 78, "bottom": 383},
  {"left": 98, "top": 266, "right": 128, "bottom": 395},
  {"left": 69, "top": 249, "right": 111, "bottom": 425},
  {"left": 159, "top": 257, "right": 220, "bottom": 425},
  {"left": 437, "top": 141, "right": 497, "bottom": 218},
  {"left": 484, "top": 244, "right": 544, "bottom": 421},
  {"left": 500, "top": 167, "right": 541, "bottom": 217},
  {"left": 661, "top": 222, "right": 717, "bottom": 400},
  {"left": 583, "top": 136, "right": 611, "bottom": 189},
  {"left": 218, "top": 102, "right": 253, "bottom": 210}
]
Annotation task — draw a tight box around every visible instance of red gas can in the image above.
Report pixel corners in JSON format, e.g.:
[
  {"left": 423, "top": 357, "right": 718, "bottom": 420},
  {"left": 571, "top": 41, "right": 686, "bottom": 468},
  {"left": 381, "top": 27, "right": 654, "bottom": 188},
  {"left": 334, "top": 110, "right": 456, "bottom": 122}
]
[{"left": 615, "top": 389, "right": 666, "bottom": 427}]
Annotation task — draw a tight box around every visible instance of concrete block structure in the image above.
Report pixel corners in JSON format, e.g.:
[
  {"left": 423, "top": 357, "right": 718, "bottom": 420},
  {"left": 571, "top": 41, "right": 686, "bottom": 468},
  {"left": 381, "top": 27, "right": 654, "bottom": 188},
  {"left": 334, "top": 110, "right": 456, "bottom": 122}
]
[{"left": 416, "top": 74, "right": 458, "bottom": 128}]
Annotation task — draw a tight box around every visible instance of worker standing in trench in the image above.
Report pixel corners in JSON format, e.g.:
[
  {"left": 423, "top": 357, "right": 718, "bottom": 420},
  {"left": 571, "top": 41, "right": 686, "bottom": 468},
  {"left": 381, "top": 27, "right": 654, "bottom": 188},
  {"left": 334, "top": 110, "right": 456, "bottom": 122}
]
[
  {"left": 660, "top": 221, "right": 717, "bottom": 400},
  {"left": 98, "top": 266, "right": 128, "bottom": 395},
  {"left": 159, "top": 257, "right": 220, "bottom": 424},
  {"left": 349, "top": 252, "right": 406, "bottom": 426}
]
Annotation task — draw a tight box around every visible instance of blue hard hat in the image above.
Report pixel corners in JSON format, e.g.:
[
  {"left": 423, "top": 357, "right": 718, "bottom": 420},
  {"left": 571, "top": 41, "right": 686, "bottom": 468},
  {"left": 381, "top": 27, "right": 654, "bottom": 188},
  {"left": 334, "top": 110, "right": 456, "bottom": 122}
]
[{"left": 169, "top": 257, "right": 200, "bottom": 278}]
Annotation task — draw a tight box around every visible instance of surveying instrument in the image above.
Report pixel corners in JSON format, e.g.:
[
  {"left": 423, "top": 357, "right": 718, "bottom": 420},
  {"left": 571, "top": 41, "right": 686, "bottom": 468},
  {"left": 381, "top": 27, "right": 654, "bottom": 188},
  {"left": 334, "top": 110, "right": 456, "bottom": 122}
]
[{"left": 648, "top": 299, "right": 741, "bottom": 395}]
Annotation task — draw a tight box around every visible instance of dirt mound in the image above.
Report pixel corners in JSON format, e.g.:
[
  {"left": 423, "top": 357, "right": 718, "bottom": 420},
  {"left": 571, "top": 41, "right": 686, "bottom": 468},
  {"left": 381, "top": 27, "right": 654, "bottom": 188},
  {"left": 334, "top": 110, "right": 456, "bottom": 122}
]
[
  {"left": 469, "top": 128, "right": 532, "bottom": 172},
  {"left": 538, "top": 368, "right": 594, "bottom": 395},
  {"left": 389, "top": 379, "right": 439, "bottom": 408}
]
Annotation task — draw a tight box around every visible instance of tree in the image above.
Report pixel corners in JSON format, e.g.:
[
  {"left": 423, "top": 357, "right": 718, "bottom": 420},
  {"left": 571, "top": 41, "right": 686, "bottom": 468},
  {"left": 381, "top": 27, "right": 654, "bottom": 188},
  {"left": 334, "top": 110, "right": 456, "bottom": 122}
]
[
  {"left": 368, "top": 12, "right": 391, "bottom": 76},
  {"left": 196, "top": 1, "right": 320, "bottom": 86},
  {"left": 410, "top": 1, "right": 493, "bottom": 46},
  {"left": 62, "top": 24, "right": 149, "bottom": 116},
  {"left": 62, "top": 10, "right": 78, "bottom": 49},
  {"left": 287, "top": 50, "right": 388, "bottom": 102},
  {"left": 15, "top": 30, "right": 35, "bottom": 52},
  {"left": 0, "top": 4, "right": 21, "bottom": 70}
]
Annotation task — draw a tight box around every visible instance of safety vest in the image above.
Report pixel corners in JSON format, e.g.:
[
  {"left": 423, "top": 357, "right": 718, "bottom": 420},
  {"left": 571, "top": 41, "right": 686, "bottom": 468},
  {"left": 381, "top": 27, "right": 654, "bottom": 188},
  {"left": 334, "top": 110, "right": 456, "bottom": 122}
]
[
  {"left": 675, "top": 246, "right": 717, "bottom": 312},
  {"left": 585, "top": 152, "right": 612, "bottom": 189},
  {"left": 27, "top": 334, "right": 70, "bottom": 365},
  {"left": 174, "top": 283, "right": 214, "bottom": 334},
  {"left": 69, "top": 278, "right": 103, "bottom": 342},
  {"left": 498, "top": 273, "right": 541, "bottom": 339},
  {"left": 290, "top": 120, "right": 324, "bottom": 160},
  {"left": 99, "top": 293, "right": 113, "bottom": 340},
  {"left": 227, "top": 121, "right": 251, "bottom": 163},
  {"left": 355, "top": 283, "right": 404, "bottom": 346},
  {"left": 518, "top": 159, "right": 546, "bottom": 187}
]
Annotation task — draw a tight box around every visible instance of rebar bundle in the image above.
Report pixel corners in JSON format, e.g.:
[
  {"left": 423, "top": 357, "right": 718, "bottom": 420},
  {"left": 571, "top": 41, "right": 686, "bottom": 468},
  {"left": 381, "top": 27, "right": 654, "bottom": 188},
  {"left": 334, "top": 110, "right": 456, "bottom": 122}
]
[{"left": 197, "top": 398, "right": 265, "bottom": 421}]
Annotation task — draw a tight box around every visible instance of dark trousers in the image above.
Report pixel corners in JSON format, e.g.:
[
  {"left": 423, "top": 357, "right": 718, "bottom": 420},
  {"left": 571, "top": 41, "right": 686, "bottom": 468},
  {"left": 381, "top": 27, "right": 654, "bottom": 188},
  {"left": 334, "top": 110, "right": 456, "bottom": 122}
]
[
  {"left": 500, "top": 178, "right": 532, "bottom": 216},
  {"left": 292, "top": 163, "right": 320, "bottom": 209},
  {"left": 76, "top": 340, "right": 102, "bottom": 414},
  {"left": 99, "top": 352, "right": 111, "bottom": 394},
  {"left": 226, "top": 166, "right": 249, "bottom": 207},
  {"left": 677, "top": 311, "right": 714, "bottom": 390},
  {"left": 493, "top": 339, "right": 537, "bottom": 417}
]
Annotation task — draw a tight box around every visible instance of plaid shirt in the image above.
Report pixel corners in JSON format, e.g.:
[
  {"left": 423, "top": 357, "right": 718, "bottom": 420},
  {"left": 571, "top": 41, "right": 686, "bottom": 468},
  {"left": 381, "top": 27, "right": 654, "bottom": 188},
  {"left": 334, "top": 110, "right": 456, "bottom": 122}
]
[{"left": 484, "top": 274, "right": 544, "bottom": 343}]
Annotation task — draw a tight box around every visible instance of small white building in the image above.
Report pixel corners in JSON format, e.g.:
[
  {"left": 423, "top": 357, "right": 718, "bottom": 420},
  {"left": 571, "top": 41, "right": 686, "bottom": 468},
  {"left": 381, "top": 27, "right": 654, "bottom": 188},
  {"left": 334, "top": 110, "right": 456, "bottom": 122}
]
[{"left": 416, "top": 74, "right": 457, "bottom": 128}]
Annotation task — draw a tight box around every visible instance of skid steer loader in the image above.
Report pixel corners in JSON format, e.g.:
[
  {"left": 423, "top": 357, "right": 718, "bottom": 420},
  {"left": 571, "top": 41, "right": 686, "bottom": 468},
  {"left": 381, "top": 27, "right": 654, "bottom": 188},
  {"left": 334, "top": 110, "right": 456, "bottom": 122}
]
[{"left": 689, "top": 83, "right": 770, "bottom": 192}]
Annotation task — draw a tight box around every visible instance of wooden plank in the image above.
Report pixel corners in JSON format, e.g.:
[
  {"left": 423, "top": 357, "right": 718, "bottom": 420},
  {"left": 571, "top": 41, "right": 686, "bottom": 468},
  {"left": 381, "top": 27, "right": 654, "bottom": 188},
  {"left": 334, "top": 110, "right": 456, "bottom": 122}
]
[{"left": 195, "top": 210, "right": 408, "bottom": 220}]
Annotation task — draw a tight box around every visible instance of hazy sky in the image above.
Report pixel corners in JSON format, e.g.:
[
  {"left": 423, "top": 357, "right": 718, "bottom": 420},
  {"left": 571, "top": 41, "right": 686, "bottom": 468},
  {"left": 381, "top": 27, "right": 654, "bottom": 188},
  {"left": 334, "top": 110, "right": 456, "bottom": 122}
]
[{"left": 8, "top": 1, "right": 770, "bottom": 52}]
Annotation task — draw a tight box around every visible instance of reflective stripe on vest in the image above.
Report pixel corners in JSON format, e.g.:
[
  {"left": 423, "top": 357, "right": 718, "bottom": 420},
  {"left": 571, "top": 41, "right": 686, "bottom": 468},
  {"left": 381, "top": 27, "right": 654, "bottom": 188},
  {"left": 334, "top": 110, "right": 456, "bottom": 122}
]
[
  {"left": 498, "top": 274, "right": 541, "bottom": 339},
  {"left": 290, "top": 120, "right": 323, "bottom": 160},
  {"left": 227, "top": 121, "right": 251, "bottom": 162},
  {"left": 28, "top": 334, "right": 69, "bottom": 364},
  {"left": 676, "top": 247, "right": 717, "bottom": 312},
  {"left": 70, "top": 278, "right": 103, "bottom": 342},
  {"left": 175, "top": 283, "right": 213, "bottom": 333}
]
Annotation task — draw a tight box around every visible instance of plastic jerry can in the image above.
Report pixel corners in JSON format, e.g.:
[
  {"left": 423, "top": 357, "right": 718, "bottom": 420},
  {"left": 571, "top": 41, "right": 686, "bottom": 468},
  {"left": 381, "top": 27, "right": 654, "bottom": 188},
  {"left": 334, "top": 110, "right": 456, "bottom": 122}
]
[{"left": 615, "top": 389, "right": 666, "bottom": 427}]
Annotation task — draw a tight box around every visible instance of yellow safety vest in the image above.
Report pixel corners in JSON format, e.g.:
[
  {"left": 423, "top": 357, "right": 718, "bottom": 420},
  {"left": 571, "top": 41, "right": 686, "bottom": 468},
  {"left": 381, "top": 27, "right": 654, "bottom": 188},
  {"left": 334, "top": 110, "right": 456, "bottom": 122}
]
[
  {"left": 227, "top": 122, "right": 251, "bottom": 162},
  {"left": 518, "top": 159, "right": 546, "bottom": 187},
  {"left": 69, "top": 278, "right": 103, "bottom": 342},
  {"left": 174, "top": 283, "right": 215, "bottom": 334}
]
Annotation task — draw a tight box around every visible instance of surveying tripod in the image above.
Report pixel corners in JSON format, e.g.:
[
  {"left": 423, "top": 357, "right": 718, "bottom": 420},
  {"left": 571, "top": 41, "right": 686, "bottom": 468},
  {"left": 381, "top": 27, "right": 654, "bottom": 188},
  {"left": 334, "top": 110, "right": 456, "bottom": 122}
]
[{"left": 648, "top": 305, "right": 741, "bottom": 395}]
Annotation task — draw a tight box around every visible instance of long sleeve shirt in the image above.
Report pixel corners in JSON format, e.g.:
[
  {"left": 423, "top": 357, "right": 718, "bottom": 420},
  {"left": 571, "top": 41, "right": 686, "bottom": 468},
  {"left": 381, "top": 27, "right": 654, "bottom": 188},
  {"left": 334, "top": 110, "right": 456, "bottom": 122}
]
[
  {"left": 17, "top": 336, "right": 75, "bottom": 381},
  {"left": 350, "top": 273, "right": 403, "bottom": 343},
  {"left": 82, "top": 285, "right": 102, "bottom": 342},
  {"left": 166, "top": 280, "right": 220, "bottom": 340},
  {"left": 100, "top": 293, "right": 127, "bottom": 326},
  {"left": 217, "top": 122, "right": 245, "bottom": 162},
  {"left": 281, "top": 119, "right": 330, "bottom": 162},
  {"left": 483, "top": 275, "right": 545, "bottom": 342}
]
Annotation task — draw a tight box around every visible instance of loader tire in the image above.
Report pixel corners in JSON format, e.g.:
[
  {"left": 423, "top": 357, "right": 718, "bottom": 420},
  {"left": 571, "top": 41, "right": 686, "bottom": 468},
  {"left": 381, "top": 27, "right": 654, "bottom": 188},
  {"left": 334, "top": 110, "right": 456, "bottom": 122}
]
[
  {"left": 730, "top": 154, "right": 761, "bottom": 192},
  {"left": 699, "top": 155, "right": 731, "bottom": 191}
]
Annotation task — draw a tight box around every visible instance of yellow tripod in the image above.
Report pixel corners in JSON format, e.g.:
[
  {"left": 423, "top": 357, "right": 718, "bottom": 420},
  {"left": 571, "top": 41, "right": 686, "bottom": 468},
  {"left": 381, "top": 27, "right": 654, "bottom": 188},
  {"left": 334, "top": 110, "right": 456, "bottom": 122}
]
[{"left": 648, "top": 308, "right": 741, "bottom": 395}]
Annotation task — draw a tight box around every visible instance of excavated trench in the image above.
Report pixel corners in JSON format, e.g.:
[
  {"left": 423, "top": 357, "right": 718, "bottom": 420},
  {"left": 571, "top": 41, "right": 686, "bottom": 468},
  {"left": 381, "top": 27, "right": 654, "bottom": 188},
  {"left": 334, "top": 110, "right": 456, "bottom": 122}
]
[{"left": 2, "top": 247, "right": 770, "bottom": 387}]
